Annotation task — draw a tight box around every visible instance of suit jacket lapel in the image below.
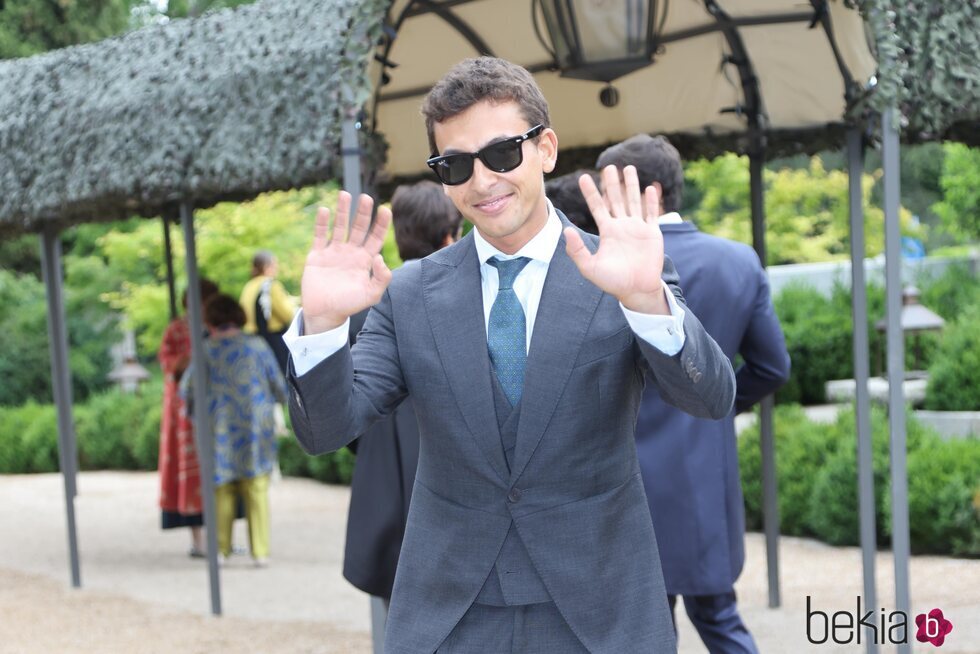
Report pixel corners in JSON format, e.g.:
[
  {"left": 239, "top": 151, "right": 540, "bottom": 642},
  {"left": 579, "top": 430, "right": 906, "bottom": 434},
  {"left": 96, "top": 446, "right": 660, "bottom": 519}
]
[
  {"left": 422, "top": 237, "right": 509, "bottom": 483},
  {"left": 510, "top": 223, "right": 603, "bottom": 482}
]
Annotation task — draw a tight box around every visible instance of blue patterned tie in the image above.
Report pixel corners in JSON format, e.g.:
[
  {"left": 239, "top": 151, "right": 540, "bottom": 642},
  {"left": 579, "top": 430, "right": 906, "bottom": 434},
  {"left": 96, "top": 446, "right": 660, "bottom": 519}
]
[{"left": 488, "top": 256, "right": 532, "bottom": 406}]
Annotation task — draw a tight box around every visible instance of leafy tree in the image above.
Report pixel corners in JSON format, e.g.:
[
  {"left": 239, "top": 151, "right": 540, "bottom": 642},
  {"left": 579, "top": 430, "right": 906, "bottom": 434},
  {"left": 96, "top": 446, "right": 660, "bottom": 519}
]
[
  {"left": 0, "top": 0, "right": 135, "bottom": 59},
  {"left": 98, "top": 182, "right": 405, "bottom": 356},
  {"left": 685, "top": 154, "right": 921, "bottom": 265},
  {"left": 0, "top": 262, "right": 118, "bottom": 406},
  {"left": 933, "top": 142, "right": 980, "bottom": 241}
]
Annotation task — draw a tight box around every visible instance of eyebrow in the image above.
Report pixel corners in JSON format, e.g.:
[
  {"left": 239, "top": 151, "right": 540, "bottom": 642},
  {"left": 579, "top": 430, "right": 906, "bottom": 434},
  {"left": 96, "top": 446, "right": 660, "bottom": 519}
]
[{"left": 441, "top": 133, "right": 521, "bottom": 156}]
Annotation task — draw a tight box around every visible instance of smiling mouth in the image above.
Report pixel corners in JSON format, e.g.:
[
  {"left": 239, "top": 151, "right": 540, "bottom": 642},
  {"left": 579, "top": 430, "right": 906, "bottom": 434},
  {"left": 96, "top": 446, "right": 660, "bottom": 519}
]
[{"left": 473, "top": 194, "right": 512, "bottom": 212}]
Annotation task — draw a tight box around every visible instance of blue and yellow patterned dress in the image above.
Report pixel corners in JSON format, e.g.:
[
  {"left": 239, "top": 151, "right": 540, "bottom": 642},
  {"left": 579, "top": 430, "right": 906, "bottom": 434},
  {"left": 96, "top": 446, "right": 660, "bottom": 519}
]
[{"left": 181, "top": 333, "right": 287, "bottom": 486}]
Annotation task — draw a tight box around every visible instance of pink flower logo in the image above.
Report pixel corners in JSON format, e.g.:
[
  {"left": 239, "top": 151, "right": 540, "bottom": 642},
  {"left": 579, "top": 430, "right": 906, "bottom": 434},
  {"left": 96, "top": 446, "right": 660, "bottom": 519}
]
[{"left": 915, "top": 608, "right": 953, "bottom": 647}]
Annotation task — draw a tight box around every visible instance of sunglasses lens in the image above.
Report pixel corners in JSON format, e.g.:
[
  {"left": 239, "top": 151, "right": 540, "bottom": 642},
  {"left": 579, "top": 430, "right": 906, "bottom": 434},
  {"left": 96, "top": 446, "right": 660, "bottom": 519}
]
[
  {"left": 433, "top": 156, "right": 473, "bottom": 185},
  {"left": 481, "top": 140, "right": 523, "bottom": 172}
]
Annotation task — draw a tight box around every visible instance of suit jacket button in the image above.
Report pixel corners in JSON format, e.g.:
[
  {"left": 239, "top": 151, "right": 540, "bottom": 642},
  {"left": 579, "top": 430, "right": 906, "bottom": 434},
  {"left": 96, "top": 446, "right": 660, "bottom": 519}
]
[{"left": 508, "top": 488, "right": 522, "bottom": 503}]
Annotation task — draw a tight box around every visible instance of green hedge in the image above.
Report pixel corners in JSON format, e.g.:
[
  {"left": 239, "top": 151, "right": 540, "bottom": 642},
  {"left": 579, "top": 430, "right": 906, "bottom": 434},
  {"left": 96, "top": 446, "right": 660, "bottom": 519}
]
[
  {"left": 739, "top": 404, "right": 980, "bottom": 556},
  {"left": 924, "top": 303, "right": 980, "bottom": 411},
  {"left": 773, "top": 261, "right": 980, "bottom": 406},
  {"left": 0, "top": 379, "right": 354, "bottom": 485}
]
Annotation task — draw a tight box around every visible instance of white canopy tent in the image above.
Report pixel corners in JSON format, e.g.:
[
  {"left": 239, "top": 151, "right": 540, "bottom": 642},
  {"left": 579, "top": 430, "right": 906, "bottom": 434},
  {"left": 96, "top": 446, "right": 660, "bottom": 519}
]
[{"left": 370, "top": 0, "right": 876, "bottom": 177}]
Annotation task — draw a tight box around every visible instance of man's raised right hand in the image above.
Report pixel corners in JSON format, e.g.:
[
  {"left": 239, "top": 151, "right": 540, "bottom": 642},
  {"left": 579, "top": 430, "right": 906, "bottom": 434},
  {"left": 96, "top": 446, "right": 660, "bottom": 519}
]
[{"left": 300, "top": 191, "right": 393, "bottom": 335}]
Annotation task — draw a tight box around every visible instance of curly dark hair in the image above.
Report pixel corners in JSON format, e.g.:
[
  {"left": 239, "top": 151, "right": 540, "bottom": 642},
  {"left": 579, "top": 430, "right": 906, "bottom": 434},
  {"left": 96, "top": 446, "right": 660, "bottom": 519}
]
[
  {"left": 421, "top": 57, "right": 550, "bottom": 156},
  {"left": 596, "top": 134, "right": 684, "bottom": 214},
  {"left": 204, "top": 294, "right": 246, "bottom": 329}
]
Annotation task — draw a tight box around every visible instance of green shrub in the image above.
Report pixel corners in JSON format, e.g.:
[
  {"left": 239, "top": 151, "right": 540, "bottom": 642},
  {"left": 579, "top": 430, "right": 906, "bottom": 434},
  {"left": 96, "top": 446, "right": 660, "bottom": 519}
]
[
  {"left": 919, "top": 262, "right": 980, "bottom": 323},
  {"left": 907, "top": 437, "right": 980, "bottom": 555},
  {"left": 805, "top": 406, "right": 935, "bottom": 547},
  {"left": 75, "top": 380, "right": 163, "bottom": 470},
  {"left": 741, "top": 403, "right": 980, "bottom": 556},
  {"left": 277, "top": 435, "right": 311, "bottom": 478},
  {"left": 0, "top": 402, "right": 59, "bottom": 473},
  {"left": 20, "top": 404, "right": 61, "bottom": 473},
  {"left": 277, "top": 435, "right": 355, "bottom": 485},
  {"left": 924, "top": 304, "right": 980, "bottom": 410},
  {"left": 739, "top": 404, "right": 847, "bottom": 535},
  {"left": 773, "top": 284, "right": 852, "bottom": 404}
]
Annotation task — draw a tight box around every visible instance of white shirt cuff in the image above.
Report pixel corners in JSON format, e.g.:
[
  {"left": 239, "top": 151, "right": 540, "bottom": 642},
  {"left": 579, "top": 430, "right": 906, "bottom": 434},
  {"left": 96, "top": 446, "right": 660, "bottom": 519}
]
[
  {"left": 282, "top": 309, "right": 350, "bottom": 377},
  {"left": 620, "top": 286, "right": 686, "bottom": 356}
]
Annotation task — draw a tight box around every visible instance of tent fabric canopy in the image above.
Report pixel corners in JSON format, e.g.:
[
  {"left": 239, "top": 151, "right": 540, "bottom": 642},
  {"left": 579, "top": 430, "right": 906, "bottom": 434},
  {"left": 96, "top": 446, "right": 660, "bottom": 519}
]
[
  {"left": 0, "top": 0, "right": 388, "bottom": 238},
  {"left": 370, "top": 0, "right": 878, "bottom": 178}
]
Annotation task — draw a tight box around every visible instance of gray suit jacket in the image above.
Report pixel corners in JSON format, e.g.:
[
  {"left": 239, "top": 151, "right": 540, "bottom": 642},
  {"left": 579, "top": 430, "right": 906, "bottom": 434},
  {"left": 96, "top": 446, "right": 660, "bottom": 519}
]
[{"left": 288, "top": 215, "right": 735, "bottom": 653}]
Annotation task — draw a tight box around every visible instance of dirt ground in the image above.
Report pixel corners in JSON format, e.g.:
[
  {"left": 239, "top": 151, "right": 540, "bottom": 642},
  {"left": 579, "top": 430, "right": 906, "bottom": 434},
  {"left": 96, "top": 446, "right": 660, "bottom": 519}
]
[{"left": 1, "top": 472, "right": 977, "bottom": 653}]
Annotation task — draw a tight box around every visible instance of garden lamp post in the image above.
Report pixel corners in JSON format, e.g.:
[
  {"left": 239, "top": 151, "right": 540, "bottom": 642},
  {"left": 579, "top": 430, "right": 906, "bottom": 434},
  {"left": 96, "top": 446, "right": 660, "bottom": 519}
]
[
  {"left": 533, "top": 0, "right": 668, "bottom": 106},
  {"left": 875, "top": 285, "right": 945, "bottom": 375},
  {"left": 107, "top": 329, "right": 151, "bottom": 393}
]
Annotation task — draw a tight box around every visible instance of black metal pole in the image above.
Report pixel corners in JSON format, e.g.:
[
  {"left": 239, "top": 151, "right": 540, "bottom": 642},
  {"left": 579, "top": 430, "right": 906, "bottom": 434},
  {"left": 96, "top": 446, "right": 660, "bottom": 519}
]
[
  {"left": 163, "top": 212, "right": 179, "bottom": 322},
  {"left": 750, "top": 150, "right": 780, "bottom": 609},
  {"left": 179, "top": 201, "right": 222, "bottom": 616},
  {"left": 40, "top": 225, "right": 81, "bottom": 588},
  {"left": 847, "top": 127, "right": 878, "bottom": 654},
  {"left": 882, "top": 110, "right": 910, "bottom": 653}
]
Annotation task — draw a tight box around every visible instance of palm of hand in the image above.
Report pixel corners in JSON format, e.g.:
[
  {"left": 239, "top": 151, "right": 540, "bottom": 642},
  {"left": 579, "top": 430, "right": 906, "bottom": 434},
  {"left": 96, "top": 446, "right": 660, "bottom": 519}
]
[
  {"left": 299, "top": 193, "right": 393, "bottom": 333},
  {"left": 583, "top": 213, "right": 665, "bottom": 299},
  {"left": 564, "top": 165, "right": 667, "bottom": 310},
  {"left": 301, "top": 242, "right": 381, "bottom": 320}
]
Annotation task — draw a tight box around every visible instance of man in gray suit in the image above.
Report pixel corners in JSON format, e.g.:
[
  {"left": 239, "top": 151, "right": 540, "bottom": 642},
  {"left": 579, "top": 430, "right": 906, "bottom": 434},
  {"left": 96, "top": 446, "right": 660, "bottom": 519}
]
[
  {"left": 598, "top": 134, "right": 791, "bottom": 653},
  {"left": 284, "top": 58, "right": 735, "bottom": 653}
]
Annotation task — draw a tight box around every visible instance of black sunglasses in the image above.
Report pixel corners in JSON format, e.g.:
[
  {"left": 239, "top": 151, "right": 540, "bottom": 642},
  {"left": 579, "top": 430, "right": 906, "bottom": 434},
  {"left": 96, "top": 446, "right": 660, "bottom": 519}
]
[{"left": 426, "top": 125, "right": 545, "bottom": 186}]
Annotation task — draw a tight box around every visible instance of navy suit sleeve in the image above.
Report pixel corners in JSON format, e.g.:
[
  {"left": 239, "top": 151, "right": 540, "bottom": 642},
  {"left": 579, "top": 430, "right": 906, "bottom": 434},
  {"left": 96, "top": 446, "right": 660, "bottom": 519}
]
[{"left": 734, "top": 265, "right": 791, "bottom": 413}]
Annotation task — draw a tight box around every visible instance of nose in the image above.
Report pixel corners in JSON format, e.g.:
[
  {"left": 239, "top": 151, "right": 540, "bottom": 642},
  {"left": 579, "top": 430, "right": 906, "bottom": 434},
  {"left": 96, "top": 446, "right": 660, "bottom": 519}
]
[{"left": 468, "top": 156, "right": 498, "bottom": 190}]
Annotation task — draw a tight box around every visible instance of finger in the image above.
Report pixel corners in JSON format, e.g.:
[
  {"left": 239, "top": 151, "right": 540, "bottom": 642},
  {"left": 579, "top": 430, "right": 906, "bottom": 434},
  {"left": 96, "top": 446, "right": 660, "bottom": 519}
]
[
  {"left": 349, "top": 193, "right": 374, "bottom": 245},
  {"left": 364, "top": 205, "right": 392, "bottom": 256},
  {"left": 644, "top": 185, "right": 661, "bottom": 223},
  {"left": 563, "top": 226, "right": 594, "bottom": 279},
  {"left": 578, "top": 172, "right": 611, "bottom": 232},
  {"left": 332, "top": 191, "right": 352, "bottom": 241},
  {"left": 368, "top": 253, "right": 392, "bottom": 296},
  {"left": 601, "top": 165, "right": 626, "bottom": 219},
  {"left": 313, "top": 206, "right": 331, "bottom": 250},
  {"left": 623, "top": 165, "right": 643, "bottom": 219}
]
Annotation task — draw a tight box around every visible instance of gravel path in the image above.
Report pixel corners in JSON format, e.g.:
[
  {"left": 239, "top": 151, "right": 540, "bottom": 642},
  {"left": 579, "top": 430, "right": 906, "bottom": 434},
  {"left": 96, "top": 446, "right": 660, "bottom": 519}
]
[{"left": 1, "top": 472, "right": 977, "bottom": 653}]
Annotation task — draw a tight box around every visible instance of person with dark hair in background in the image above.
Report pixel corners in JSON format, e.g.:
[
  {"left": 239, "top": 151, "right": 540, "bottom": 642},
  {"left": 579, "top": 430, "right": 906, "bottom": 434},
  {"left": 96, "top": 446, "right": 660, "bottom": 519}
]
[
  {"left": 598, "top": 133, "right": 791, "bottom": 654},
  {"left": 157, "top": 278, "right": 219, "bottom": 558},
  {"left": 389, "top": 180, "right": 464, "bottom": 261},
  {"left": 240, "top": 250, "right": 297, "bottom": 376},
  {"left": 181, "top": 294, "right": 287, "bottom": 567},
  {"left": 344, "top": 180, "right": 462, "bottom": 653},
  {"left": 544, "top": 169, "right": 599, "bottom": 235},
  {"left": 285, "top": 57, "right": 735, "bottom": 652}
]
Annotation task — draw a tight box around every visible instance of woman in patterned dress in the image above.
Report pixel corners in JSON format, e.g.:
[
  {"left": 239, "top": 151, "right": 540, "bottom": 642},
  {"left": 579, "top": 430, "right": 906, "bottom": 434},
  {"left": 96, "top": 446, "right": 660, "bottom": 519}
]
[
  {"left": 158, "top": 279, "right": 218, "bottom": 556},
  {"left": 181, "top": 294, "right": 287, "bottom": 567}
]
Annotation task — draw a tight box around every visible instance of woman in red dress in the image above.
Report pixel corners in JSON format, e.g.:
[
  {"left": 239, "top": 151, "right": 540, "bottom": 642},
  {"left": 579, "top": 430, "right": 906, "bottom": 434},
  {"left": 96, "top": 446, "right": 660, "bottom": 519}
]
[{"left": 158, "top": 279, "right": 218, "bottom": 556}]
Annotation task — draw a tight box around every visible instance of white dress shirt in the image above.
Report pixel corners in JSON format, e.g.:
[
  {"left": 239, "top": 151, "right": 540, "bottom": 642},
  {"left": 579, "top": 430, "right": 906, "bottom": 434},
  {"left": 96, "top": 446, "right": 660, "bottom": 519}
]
[{"left": 284, "top": 201, "right": 686, "bottom": 376}]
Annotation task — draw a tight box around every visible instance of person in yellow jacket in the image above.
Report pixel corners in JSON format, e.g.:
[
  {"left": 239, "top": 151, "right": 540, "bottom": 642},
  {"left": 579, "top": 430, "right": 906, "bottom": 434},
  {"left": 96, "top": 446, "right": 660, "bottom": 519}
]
[{"left": 239, "top": 250, "right": 297, "bottom": 375}]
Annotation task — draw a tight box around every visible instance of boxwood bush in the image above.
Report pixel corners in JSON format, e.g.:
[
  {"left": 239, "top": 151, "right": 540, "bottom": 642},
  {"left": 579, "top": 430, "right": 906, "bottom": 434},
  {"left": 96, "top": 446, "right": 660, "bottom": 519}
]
[
  {"left": 0, "top": 379, "right": 354, "bottom": 485},
  {"left": 924, "top": 304, "right": 980, "bottom": 411},
  {"left": 739, "top": 404, "right": 980, "bottom": 556}
]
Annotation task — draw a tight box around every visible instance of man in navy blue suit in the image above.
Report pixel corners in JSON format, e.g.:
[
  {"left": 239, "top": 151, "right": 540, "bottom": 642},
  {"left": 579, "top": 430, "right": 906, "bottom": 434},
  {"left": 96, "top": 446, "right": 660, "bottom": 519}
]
[{"left": 597, "top": 134, "right": 791, "bottom": 654}]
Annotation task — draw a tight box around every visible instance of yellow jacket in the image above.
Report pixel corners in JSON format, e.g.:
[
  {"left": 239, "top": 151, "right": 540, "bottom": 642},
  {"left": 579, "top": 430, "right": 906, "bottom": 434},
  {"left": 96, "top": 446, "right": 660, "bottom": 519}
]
[{"left": 239, "top": 275, "right": 297, "bottom": 334}]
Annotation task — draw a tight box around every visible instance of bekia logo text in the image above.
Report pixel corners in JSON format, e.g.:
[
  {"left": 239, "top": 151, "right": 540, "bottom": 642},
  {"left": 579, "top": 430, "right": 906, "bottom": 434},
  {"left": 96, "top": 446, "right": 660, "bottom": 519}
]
[{"left": 807, "top": 596, "right": 953, "bottom": 647}]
